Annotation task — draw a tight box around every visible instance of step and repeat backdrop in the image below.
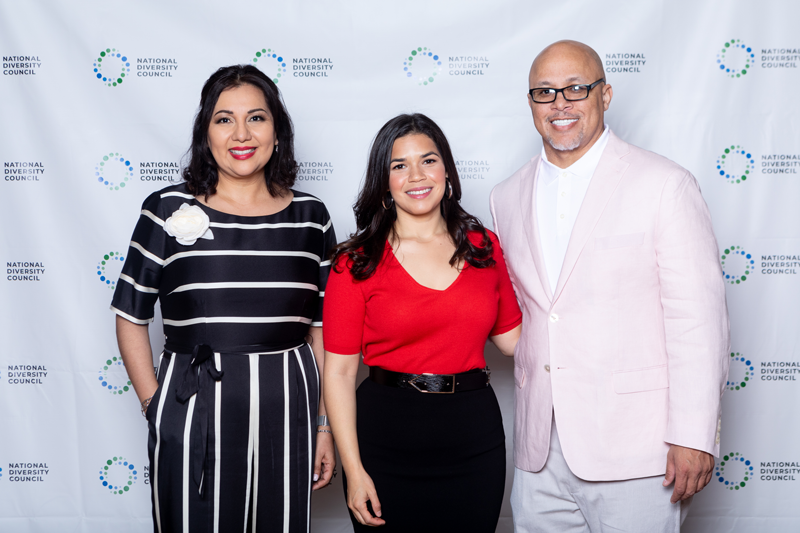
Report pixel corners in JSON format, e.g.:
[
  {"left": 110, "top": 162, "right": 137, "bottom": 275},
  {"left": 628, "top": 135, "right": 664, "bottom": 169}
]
[{"left": 1, "top": 0, "right": 798, "bottom": 531}]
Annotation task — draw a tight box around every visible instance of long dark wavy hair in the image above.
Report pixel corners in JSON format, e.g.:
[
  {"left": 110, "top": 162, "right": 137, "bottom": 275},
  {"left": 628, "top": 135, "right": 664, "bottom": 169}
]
[
  {"left": 182, "top": 65, "right": 297, "bottom": 198},
  {"left": 331, "top": 113, "right": 494, "bottom": 280}
]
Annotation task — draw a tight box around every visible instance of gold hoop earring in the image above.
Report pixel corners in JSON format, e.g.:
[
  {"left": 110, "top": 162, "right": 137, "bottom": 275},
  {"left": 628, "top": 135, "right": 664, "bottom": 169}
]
[
  {"left": 446, "top": 179, "right": 453, "bottom": 200},
  {"left": 382, "top": 194, "right": 394, "bottom": 210}
]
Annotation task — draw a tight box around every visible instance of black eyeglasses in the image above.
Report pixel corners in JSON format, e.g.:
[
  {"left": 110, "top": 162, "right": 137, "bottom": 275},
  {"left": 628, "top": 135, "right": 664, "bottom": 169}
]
[{"left": 528, "top": 78, "right": 605, "bottom": 103}]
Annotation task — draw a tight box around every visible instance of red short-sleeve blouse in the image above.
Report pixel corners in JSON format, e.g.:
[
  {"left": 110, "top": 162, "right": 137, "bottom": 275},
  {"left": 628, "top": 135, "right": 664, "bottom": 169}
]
[{"left": 323, "top": 230, "right": 522, "bottom": 374}]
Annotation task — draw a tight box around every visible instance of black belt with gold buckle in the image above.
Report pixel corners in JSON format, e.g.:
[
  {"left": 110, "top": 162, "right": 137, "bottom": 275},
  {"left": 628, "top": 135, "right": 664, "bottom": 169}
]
[{"left": 369, "top": 366, "right": 490, "bottom": 394}]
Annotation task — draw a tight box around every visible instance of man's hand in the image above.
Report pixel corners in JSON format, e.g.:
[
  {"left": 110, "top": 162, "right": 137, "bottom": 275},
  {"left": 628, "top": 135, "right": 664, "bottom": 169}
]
[{"left": 663, "top": 445, "right": 715, "bottom": 503}]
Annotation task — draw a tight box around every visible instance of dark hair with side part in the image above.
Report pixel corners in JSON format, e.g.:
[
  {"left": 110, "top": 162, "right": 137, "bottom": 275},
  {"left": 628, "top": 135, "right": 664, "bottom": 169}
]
[
  {"left": 182, "top": 64, "right": 297, "bottom": 198},
  {"left": 331, "top": 113, "right": 494, "bottom": 280}
]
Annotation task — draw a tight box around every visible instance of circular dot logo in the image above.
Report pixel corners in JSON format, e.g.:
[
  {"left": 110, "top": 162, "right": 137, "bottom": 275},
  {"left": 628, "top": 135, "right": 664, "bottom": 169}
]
[
  {"left": 716, "top": 452, "right": 752, "bottom": 490},
  {"left": 251, "top": 48, "right": 287, "bottom": 84},
  {"left": 99, "top": 456, "right": 137, "bottom": 495},
  {"left": 98, "top": 356, "right": 131, "bottom": 395},
  {"left": 97, "top": 252, "right": 124, "bottom": 289},
  {"left": 95, "top": 152, "right": 134, "bottom": 191},
  {"left": 93, "top": 48, "right": 130, "bottom": 87},
  {"left": 717, "top": 40, "right": 754, "bottom": 78},
  {"left": 404, "top": 47, "right": 443, "bottom": 86},
  {"left": 717, "top": 145, "right": 755, "bottom": 184},
  {"left": 721, "top": 246, "right": 753, "bottom": 285},
  {"left": 727, "top": 353, "right": 753, "bottom": 391}
]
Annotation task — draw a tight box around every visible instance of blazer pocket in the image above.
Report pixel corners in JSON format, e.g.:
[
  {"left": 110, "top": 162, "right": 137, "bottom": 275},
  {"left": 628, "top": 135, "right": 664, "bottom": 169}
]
[
  {"left": 593, "top": 232, "right": 645, "bottom": 251},
  {"left": 514, "top": 364, "right": 526, "bottom": 389},
  {"left": 612, "top": 364, "right": 668, "bottom": 394}
]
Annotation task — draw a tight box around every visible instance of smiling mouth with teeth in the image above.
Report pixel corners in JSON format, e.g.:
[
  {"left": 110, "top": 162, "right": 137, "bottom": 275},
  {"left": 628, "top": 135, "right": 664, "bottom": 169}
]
[
  {"left": 551, "top": 118, "right": 578, "bottom": 126},
  {"left": 229, "top": 148, "right": 255, "bottom": 155},
  {"left": 407, "top": 188, "right": 432, "bottom": 196}
]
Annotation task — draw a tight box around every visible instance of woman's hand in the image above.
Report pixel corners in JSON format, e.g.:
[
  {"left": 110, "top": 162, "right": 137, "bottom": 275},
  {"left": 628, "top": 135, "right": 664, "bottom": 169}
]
[
  {"left": 324, "top": 349, "right": 384, "bottom": 525},
  {"left": 312, "top": 431, "right": 336, "bottom": 490},
  {"left": 346, "top": 467, "right": 385, "bottom": 527}
]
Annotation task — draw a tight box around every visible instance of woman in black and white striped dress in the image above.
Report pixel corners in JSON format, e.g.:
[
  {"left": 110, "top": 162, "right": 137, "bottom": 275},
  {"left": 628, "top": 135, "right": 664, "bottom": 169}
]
[{"left": 112, "top": 65, "right": 336, "bottom": 533}]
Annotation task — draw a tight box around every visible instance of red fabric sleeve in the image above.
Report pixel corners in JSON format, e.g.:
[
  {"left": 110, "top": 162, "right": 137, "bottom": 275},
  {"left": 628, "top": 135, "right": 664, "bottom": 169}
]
[
  {"left": 322, "top": 256, "right": 366, "bottom": 355},
  {"left": 487, "top": 231, "right": 523, "bottom": 336}
]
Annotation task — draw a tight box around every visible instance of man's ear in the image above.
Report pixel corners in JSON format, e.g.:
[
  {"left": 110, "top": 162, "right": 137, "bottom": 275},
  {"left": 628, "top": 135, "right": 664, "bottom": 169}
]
[{"left": 602, "top": 84, "right": 613, "bottom": 111}]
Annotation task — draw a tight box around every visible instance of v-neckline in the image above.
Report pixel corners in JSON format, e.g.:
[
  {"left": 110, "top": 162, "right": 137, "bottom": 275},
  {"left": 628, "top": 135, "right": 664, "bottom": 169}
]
[{"left": 386, "top": 240, "right": 466, "bottom": 293}]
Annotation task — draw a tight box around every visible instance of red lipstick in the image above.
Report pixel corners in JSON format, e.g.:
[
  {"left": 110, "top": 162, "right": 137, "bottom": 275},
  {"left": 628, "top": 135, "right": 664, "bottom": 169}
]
[{"left": 229, "top": 146, "right": 256, "bottom": 160}]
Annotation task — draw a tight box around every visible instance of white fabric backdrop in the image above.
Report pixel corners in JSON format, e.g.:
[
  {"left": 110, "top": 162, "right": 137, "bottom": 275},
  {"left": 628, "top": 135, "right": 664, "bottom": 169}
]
[{"left": 1, "top": 0, "right": 798, "bottom": 531}]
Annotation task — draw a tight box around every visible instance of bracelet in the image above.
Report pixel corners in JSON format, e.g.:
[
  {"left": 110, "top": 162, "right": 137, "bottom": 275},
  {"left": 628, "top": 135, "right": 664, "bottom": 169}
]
[
  {"left": 140, "top": 396, "right": 153, "bottom": 417},
  {"left": 317, "top": 415, "right": 329, "bottom": 427},
  {"left": 317, "top": 429, "right": 332, "bottom": 434}
]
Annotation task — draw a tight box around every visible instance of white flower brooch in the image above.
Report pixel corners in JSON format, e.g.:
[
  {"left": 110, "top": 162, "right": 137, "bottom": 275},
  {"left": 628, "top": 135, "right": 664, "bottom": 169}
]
[{"left": 163, "top": 203, "right": 214, "bottom": 246}]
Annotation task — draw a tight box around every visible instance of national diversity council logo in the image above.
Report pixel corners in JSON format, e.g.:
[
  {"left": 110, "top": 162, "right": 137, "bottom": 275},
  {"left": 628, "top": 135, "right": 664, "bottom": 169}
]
[
  {"left": 95, "top": 152, "right": 134, "bottom": 191},
  {"left": 721, "top": 246, "right": 753, "bottom": 285},
  {"left": 97, "top": 252, "right": 124, "bottom": 289},
  {"left": 93, "top": 48, "right": 130, "bottom": 87},
  {"left": 727, "top": 353, "right": 753, "bottom": 391},
  {"left": 717, "top": 40, "right": 754, "bottom": 78},
  {"left": 404, "top": 47, "right": 443, "bottom": 86},
  {"left": 717, "top": 145, "right": 755, "bottom": 185},
  {"left": 251, "top": 48, "right": 286, "bottom": 83},
  {"left": 716, "top": 452, "right": 752, "bottom": 490},
  {"left": 98, "top": 356, "right": 131, "bottom": 395},
  {"left": 99, "top": 456, "right": 138, "bottom": 495}
]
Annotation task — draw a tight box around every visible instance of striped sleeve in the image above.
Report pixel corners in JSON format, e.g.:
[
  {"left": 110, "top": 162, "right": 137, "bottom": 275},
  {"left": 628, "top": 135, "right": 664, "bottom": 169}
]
[
  {"left": 110, "top": 192, "right": 167, "bottom": 324},
  {"left": 312, "top": 207, "right": 337, "bottom": 327}
]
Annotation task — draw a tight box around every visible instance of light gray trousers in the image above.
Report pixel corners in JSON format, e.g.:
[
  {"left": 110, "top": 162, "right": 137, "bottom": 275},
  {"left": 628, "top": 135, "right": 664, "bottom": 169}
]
[{"left": 511, "top": 417, "right": 690, "bottom": 533}]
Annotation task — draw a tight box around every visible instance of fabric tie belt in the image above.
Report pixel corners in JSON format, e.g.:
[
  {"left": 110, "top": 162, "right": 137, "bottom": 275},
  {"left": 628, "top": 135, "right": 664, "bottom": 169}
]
[{"left": 165, "top": 341, "right": 304, "bottom": 496}]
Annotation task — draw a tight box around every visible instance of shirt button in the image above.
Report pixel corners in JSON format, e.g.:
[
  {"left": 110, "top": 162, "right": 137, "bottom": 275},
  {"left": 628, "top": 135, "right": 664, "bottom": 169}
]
[
  {"left": 549, "top": 313, "right": 559, "bottom": 322},
  {"left": 561, "top": 191, "right": 567, "bottom": 197},
  {"left": 559, "top": 214, "right": 565, "bottom": 219},
  {"left": 544, "top": 364, "right": 551, "bottom": 372}
]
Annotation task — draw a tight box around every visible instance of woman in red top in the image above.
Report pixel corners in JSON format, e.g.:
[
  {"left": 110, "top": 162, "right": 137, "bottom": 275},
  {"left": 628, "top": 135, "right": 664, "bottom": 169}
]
[{"left": 323, "top": 114, "right": 522, "bottom": 532}]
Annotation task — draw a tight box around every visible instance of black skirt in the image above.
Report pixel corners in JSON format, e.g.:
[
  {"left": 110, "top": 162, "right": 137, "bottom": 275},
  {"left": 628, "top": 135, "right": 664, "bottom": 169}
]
[{"left": 343, "top": 376, "right": 506, "bottom": 532}]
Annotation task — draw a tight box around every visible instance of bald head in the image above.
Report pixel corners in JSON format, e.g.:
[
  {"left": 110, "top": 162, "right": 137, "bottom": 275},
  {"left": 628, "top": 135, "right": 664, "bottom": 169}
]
[
  {"left": 526, "top": 40, "right": 612, "bottom": 168},
  {"left": 530, "top": 40, "right": 605, "bottom": 85}
]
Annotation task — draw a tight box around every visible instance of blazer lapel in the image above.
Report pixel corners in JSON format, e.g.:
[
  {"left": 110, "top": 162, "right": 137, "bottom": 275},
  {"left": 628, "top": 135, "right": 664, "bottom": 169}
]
[
  {"left": 519, "top": 156, "right": 554, "bottom": 302},
  {"left": 553, "top": 133, "right": 631, "bottom": 300}
]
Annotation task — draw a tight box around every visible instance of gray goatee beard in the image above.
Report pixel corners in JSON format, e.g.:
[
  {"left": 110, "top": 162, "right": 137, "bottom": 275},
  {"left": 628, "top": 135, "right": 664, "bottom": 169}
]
[{"left": 547, "top": 129, "right": 583, "bottom": 152}]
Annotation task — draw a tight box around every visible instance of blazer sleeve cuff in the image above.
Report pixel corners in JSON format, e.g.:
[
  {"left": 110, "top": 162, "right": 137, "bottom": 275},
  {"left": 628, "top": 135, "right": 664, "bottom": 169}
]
[{"left": 665, "top": 413, "right": 722, "bottom": 457}]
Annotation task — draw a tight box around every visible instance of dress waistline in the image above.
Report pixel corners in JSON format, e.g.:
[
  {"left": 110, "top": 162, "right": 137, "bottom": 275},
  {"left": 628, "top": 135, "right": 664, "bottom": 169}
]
[{"left": 164, "top": 340, "right": 305, "bottom": 356}]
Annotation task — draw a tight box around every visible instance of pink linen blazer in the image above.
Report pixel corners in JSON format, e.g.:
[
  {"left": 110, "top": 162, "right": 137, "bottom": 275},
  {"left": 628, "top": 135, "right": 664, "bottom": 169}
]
[{"left": 490, "top": 131, "right": 730, "bottom": 481}]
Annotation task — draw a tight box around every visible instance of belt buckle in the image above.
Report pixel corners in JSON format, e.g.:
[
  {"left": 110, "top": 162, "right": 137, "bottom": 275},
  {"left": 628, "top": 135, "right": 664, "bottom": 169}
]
[{"left": 407, "top": 373, "right": 456, "bottom": 394}]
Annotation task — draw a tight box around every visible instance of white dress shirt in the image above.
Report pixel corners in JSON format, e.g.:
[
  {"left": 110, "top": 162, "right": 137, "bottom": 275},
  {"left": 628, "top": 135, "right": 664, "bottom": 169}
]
[{"left": 536, "top": 126, "right": 610, "bottom": 294}]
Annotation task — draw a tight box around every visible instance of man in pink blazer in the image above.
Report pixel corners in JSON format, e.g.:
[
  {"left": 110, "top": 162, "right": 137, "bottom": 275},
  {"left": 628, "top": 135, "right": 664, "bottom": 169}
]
[{"left": 490, "top": 40, "right": 730, "bottom": 531}]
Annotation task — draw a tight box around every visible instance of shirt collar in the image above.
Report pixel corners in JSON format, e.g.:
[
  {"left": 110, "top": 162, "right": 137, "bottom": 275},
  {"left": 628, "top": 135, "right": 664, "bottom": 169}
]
[{"left": 539, "top": 125, "right": 610, "bottom": 185}]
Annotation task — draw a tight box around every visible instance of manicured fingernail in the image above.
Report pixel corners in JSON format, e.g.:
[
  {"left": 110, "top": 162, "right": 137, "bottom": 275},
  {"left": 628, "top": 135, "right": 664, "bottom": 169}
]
[{"left": 313, "top": 473, "right": 319, "bottom": 481}]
